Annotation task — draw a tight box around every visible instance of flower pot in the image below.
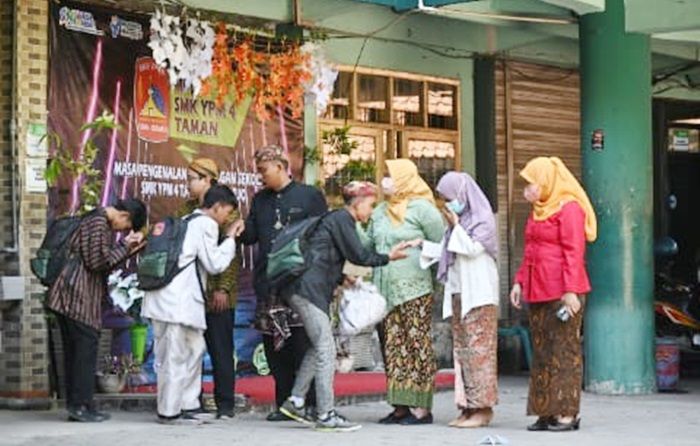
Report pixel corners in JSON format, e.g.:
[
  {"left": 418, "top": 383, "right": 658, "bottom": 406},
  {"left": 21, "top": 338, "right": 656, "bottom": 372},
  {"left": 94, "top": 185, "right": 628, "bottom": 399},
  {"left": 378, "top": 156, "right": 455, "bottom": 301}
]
[
  {"left": 97, "top": 373, "right": 126, "bottom": 394},
  {"left": 129, "top": 323, "right": 148, "bottom": 365}
]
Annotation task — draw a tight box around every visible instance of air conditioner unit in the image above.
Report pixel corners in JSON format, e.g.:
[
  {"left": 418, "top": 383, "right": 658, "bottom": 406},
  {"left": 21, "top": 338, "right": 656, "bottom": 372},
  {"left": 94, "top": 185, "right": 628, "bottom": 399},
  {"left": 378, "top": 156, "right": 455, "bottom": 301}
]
[{"left": 0, "top": 277, "right": 25, "bottom": 301}]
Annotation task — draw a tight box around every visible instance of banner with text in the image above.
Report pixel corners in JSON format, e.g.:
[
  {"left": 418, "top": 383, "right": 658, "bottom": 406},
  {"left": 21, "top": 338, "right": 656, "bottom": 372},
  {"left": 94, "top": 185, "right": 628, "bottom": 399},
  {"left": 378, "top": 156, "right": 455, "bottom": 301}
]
[{"left": 48, "top": 0, "right": 305, "bottom": 376}]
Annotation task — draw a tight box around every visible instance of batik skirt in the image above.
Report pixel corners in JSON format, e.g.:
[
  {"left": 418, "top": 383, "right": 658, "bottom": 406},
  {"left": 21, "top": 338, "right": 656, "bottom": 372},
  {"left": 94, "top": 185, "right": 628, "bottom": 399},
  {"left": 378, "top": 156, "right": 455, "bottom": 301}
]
[
  {"left": 527, "top": 297, "right": 586, "bottom": 417},
  {"left": 452, "top": 296, "right": 499, "bottom": 410},
  {"left": 384, "top": 294, "right": 437, "bottom": 409}
]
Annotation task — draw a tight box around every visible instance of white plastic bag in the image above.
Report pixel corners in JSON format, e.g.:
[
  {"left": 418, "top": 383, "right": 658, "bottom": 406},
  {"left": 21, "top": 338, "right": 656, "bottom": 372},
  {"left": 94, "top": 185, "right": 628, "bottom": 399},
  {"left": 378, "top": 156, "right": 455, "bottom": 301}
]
[{"left": 338, "top": 279, "right": 387, "bottom": 336}]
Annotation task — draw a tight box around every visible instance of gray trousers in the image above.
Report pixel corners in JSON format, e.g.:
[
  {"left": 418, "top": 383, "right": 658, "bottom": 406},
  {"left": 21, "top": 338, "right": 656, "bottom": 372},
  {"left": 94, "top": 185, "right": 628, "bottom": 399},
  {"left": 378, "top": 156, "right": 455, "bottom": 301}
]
[{"left": 288, "top": 294, "right": 336, "bottom": 415}]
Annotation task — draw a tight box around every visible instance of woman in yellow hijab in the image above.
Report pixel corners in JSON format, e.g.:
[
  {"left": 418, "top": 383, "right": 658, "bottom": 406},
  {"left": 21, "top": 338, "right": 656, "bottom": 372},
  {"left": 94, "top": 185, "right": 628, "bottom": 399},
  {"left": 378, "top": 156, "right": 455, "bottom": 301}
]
[
  {"left": 384, "top": 159, "right": 436, "bottom": 226},
  {"left": 365, "top": 159, "right": 444, "bottom": 425},
  {"left": 510, "top": 156, "right": 596, "bottom": 432},
  {"left": 519, "top": 156, "right": 597, "bottom": 242}
]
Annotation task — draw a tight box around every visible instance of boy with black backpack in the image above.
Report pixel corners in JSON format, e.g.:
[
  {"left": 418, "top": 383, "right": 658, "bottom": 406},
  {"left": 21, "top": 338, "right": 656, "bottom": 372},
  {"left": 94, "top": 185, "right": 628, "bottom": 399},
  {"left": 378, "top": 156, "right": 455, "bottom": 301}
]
[
  {"left": 45, "top": 198, "right": 147, "bottom": 423},
  {"left": 140, "top": 185, "right": 238, "bottom": 425}
]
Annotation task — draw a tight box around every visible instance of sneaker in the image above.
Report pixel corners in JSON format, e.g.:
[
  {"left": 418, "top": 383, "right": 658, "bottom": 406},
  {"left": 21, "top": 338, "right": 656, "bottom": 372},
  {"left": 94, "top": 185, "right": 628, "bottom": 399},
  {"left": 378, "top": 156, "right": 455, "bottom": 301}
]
[
  {"left": 279, "top": 398, "right": 313, "bottom": 425},
  {"left": 90, "top": 409, "right": 112, "bottom": 421},
  {"left": 314, "top": 410, "right": 362, "bottom": 433},
  {"left": 182, "top": 407, "right": 215, "bottom": 422},
  {"left": 157, "top": 413, "right": 204, "bottom": 426},
  {"left": 67, "top": 407, "right": 107, "bottom": 423},
  {"left": 216, "top": 410, "right": 235, "bottom": 421},
  {"left": 266, "top": 409, "right": 292, "bottom": 422}
]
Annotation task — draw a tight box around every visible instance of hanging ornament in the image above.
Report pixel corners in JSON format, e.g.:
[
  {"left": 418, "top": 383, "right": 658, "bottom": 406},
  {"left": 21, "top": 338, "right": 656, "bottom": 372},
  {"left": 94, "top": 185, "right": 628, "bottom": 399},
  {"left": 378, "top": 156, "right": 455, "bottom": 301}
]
[
  {"left": 148, "top": 9, "right": 214, "bottom": 96},
  {"left": 301, "top": 42, "right": 338, "bottom": 116}
]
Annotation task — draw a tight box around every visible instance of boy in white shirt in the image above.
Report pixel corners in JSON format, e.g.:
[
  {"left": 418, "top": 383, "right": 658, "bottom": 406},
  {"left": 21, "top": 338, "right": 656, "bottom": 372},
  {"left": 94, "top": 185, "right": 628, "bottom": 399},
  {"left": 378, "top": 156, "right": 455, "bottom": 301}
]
[{"left": 142, "top": 185, "right": 240, "bottom": 425}]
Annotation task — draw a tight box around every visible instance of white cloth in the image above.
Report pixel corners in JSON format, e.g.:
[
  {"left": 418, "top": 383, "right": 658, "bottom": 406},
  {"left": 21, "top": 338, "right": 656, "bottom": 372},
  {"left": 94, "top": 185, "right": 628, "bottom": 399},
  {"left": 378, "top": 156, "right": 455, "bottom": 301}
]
[
  {"left": 152, "top": 320, "right": 206, "bottom": 417},
  {"left": 142, "top": 210, "right": 236, "bottom": 330},
  {"left": 421, "top": 225, "right": 499, "bottom": 319}
]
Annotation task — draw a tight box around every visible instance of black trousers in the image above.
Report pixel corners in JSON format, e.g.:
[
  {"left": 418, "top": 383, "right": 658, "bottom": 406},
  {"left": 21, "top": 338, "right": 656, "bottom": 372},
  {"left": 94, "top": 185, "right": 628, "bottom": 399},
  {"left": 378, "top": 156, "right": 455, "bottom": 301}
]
[
  {"left": 262, "top": 327, "right": 317, "bottom": 409},
  {"left": 204, "top": 309, "right": 236, "bottom": 413},
  {"left": 56, "top": 313, "right": 99, "bottom": 411}
]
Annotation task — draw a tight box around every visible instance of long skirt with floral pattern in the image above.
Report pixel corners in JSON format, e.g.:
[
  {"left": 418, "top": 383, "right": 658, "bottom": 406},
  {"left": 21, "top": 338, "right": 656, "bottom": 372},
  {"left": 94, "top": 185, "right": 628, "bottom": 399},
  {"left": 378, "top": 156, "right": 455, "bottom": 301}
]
[
  {"left": 384, "top": 294, "right": 436, "bottom": 409},
  {"left": 527, "top": 297, "right": 586, "bottom": 418},
  {"left": 452, "top": 296, "right": 499, "bottom": 409}
]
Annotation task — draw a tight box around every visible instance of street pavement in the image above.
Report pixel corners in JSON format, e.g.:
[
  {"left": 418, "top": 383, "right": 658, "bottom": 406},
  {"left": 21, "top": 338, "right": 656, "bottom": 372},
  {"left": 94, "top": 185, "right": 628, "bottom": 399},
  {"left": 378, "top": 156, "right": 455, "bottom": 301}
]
[{"left": 2, "top": 376, "right": 700, "bottom": 446}]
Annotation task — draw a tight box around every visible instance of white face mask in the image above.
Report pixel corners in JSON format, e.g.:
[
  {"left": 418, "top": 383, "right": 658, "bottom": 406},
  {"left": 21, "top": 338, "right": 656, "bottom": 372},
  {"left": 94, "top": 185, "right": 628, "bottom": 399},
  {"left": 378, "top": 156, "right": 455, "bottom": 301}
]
[{"left": 381, "top": 177, "right": 395, "bottom": 196}]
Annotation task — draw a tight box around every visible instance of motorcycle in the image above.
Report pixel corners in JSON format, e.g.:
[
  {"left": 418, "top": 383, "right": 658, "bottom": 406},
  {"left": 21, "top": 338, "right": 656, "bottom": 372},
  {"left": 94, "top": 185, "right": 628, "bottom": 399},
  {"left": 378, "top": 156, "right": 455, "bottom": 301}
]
[{"left": 654, "top": 236, "right": 700, "bottom": 349}]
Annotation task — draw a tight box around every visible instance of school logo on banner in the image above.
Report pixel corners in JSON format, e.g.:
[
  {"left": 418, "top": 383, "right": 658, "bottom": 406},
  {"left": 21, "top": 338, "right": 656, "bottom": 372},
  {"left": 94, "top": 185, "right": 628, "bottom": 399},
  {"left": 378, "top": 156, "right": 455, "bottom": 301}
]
[{"left": 134, "top": 57, "right": 170, "bottom": 143}]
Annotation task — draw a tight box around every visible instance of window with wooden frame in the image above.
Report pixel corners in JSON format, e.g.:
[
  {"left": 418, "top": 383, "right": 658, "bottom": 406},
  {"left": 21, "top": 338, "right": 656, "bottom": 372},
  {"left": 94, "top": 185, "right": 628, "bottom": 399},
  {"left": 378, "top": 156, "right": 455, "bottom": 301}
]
[{"left": 320, "top": 66, "right": 460, "bottom": 206}]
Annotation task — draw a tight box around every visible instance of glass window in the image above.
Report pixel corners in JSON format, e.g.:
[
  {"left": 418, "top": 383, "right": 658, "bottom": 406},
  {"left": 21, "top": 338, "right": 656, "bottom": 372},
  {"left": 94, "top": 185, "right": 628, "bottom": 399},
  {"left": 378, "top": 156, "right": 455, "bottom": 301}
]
[
  {"left": 408, "top": 139, "right": 456, "bottom": 188},
  {"left": 320, "top": 71, "right": 460, "bottom": 199},
  {"left": 324, "top": 72, "right": 353, "bottom": 120},
  {"left": 357, "top": 74, "right": 390, "bottom": 123},
  {"left": 322, "top": 134, "right": 378, "bottom": 208},
  {"left": 392, "top": 79, "right": 423, "bottom": 127},
  {"left": 428, "top": 82, "right": 457, "bottom": 130}
]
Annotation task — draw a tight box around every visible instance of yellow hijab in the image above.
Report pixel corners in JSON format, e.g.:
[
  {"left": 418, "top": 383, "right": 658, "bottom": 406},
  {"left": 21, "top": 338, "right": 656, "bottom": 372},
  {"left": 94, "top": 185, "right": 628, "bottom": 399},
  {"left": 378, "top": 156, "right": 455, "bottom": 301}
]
[
  {"left": 520, "top": 156, "right": 597, "bottom": 242},
  {"left": 385, "top": 159, "right": 435, "bottom": 226}
]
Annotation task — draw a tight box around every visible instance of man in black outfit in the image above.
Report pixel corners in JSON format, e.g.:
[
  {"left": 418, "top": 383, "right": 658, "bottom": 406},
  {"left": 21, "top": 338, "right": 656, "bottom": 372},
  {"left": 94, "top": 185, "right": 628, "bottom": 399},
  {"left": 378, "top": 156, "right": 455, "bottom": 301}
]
[{"left": 238, "top": 145, "right": 326, "bottom": 421}]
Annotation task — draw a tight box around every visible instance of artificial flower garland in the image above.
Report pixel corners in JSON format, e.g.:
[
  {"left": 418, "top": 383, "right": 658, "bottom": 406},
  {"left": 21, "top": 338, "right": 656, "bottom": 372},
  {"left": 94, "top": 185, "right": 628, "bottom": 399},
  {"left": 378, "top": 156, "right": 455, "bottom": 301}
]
[
  {"left": 148, "top": 10, "right": 215, "bottom": 95},
  {"left": 150, "top": 14, "right": 338, "bottom": 121}
]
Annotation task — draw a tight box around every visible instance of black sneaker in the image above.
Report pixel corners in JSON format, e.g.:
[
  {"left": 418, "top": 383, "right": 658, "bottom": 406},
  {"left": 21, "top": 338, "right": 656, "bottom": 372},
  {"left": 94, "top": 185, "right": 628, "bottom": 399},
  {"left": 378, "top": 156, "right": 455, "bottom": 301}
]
[
  {"left": 182, "top": 407, "right": 215, "bottom": 422},
  {"left": 90, "top": 409, "right": 112, "bottom": 421},
  {"left": 67, "top": 407, "right": 107, "bottom": 423},
  {"left": 314, "top": 410, "right": 362, "bottom": 433},
  {"left": 266, "top": 409, "right": 292, "bottom": 422},
  {"left": 279, "top": 398, "right": 313, "bottom": 426},
  {"left": 157, "top": 413, "right": 203, "bottom": 426},
  {"left": 216, "top": 410, "right": 235, "bottom": 421}
]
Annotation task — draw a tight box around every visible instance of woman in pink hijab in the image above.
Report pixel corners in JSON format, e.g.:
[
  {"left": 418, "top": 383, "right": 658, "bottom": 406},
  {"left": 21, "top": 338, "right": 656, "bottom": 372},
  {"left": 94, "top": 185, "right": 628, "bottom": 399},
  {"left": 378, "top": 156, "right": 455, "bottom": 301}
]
[{"left": 435, "top": 171, "right": 499, "bottom": 428}]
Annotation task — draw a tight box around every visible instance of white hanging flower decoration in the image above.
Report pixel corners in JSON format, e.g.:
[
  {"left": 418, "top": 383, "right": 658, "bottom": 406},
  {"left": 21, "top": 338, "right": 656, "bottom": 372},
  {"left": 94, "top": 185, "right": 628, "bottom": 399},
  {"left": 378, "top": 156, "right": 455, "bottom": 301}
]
[
  {"left": 301, "top": 42, "right": 338, "bottom": 116},
  {"left": 148, "top": 9, "right": 215, "bottom": 96}
]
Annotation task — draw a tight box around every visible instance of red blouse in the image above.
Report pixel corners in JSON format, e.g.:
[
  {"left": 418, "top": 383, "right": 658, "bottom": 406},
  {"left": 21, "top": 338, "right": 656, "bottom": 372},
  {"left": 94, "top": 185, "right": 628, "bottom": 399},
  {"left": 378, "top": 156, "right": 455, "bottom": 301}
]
[{"left": 515, "top": 201, "right": 591, "bottom": 304}]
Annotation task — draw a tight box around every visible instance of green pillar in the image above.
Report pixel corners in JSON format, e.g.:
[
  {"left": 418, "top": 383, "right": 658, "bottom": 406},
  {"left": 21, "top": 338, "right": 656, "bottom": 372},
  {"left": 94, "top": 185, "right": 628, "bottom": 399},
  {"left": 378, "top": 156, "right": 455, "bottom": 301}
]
[{"left": 580, "top": 0, "right": 656, "bottom": 394}]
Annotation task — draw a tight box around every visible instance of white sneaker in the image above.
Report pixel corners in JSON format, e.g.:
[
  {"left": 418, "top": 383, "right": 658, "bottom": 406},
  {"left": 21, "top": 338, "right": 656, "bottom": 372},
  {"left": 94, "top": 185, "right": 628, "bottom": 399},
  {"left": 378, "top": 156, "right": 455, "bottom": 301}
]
[{"left": 314, "top": 410, "right": 362, "bottom": 432}]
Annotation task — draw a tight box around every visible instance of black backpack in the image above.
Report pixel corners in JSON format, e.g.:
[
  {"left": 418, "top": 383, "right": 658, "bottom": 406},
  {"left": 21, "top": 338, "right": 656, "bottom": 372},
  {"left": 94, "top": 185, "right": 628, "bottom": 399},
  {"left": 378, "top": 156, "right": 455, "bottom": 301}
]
[
  {"left": 137, "top": 213, "right": 204, "bottom": 291},
  {"left": 31, "top": 212, "right": 94, "bottom": 287},
  {"left": 266, "top": 213, "right": 329, "bottom": 294}
]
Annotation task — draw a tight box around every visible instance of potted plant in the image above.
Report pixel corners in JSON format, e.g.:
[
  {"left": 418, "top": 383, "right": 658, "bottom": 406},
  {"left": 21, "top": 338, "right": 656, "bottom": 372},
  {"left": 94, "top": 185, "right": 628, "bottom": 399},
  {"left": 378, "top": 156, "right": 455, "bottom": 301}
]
[
  {"left": 44, "top": 111, "right": 118, "bottom": 215},
  {"left": 96, "top": 354, "right": 135, "bottom": 393},
  {"left": 108, "top": 270, "right": 148, "bottom": 364}
]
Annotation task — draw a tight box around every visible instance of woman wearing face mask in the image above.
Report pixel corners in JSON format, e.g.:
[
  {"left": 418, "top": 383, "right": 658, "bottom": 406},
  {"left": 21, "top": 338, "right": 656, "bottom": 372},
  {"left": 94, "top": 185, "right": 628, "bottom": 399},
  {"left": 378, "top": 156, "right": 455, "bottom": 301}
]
[
  {"left": 433, "top": 171, "right": 500, "bottom": 428},
  {"left": 510, "top": 157, "right": 597, "bottom": 432},
  {"left": 366, "top": 159, "right": 444, "bottom": 426}
]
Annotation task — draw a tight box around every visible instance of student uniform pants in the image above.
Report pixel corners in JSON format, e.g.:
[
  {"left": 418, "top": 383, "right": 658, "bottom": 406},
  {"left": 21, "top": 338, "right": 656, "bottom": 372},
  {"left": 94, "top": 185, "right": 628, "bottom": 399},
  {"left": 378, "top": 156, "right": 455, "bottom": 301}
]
[{"left": 153, "top": 321, "right": 206, "bottom": 417}]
